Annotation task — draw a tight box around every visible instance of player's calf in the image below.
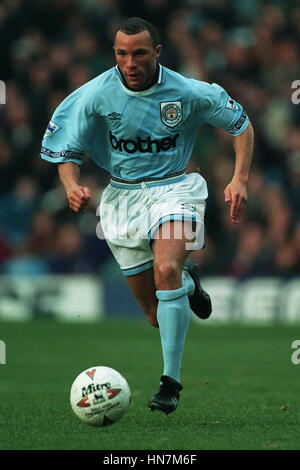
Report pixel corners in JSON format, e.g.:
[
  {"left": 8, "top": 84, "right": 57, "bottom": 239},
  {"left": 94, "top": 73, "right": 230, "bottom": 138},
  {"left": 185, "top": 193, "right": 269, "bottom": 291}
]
[{"left": 145, "top": 307, "right": 159, "bottom": 328}]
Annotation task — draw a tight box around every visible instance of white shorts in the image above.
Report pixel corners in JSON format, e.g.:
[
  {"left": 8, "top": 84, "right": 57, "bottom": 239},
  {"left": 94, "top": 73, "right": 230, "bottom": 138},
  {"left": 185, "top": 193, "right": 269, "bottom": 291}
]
[{"left": 99, "top": 172, "right": 207, "bottom": 276}]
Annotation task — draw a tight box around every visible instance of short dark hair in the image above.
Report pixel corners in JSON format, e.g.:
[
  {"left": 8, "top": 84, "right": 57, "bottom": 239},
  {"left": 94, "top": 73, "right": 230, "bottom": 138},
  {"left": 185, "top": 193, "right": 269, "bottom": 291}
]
[{"left": 115, "top": 17, "right": 159, "bottom": 48}]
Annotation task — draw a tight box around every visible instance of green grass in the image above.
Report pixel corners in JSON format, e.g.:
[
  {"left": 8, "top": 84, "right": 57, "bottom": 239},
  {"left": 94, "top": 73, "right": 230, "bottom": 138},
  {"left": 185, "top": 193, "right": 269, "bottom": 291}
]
[{"left": 0, "top": 318, "right": 299, "bottom": 450}]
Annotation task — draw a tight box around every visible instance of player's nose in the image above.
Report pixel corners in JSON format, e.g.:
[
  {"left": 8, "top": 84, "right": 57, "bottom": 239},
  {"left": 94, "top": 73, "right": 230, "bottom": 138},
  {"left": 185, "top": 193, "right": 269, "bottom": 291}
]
[{"left": 126, "top": 54, "right": 137, "bottom": 69}]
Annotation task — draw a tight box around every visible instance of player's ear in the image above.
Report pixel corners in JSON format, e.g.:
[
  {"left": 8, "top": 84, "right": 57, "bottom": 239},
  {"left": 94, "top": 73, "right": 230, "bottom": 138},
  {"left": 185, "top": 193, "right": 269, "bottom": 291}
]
[{"left": 155, "top": 44, "right": 162, "bottom": 59}]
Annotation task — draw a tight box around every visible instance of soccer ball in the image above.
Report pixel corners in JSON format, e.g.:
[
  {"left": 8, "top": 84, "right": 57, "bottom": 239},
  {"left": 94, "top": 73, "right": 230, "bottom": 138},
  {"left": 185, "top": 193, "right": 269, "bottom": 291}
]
[{"left": 70, "top": 366, "right": 131, "bottom": 427}]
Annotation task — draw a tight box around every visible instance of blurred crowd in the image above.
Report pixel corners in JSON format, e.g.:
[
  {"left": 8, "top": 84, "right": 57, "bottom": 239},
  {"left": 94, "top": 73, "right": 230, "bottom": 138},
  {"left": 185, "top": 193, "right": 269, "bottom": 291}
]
[{"left": 0, "top": 0, "right": 300, "bottom": 278}]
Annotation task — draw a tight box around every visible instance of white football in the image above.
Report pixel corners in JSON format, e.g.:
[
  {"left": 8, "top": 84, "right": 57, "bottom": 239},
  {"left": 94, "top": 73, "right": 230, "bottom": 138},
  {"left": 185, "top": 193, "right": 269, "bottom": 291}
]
[{"left": 70, "top": 366, "right": 131, "bottom": 427}]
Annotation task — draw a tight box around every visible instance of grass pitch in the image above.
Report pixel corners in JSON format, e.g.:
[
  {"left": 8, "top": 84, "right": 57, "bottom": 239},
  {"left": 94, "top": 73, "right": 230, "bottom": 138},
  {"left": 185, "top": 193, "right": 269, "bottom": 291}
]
[{"left": 0, "top": 318, "right": 299, "bottom": 450}]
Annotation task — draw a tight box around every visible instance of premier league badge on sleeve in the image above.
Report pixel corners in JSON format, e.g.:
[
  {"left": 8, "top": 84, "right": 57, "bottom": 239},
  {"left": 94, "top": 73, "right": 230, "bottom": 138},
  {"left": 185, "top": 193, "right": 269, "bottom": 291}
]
[
  {"left": 225, "top": 97, "right": 239, "bottom": 112},
  {"left": 43, "top": 121, "right": 61, "bottom": 139},
  {"left": 160, "top": 101, "right": 182, "bottom": 128}
]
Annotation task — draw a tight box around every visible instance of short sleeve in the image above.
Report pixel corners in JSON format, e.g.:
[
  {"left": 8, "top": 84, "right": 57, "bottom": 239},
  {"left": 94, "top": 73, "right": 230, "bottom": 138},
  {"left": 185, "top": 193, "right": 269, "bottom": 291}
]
[
  {"left": 205, "top": 83, "right": 249, "bottom": 136},
  {"left": 191, "top": 81, "right": 249, "bottom": 136},
  {"left": 40, "top": 89, "right": 94, "bottom": 166}
]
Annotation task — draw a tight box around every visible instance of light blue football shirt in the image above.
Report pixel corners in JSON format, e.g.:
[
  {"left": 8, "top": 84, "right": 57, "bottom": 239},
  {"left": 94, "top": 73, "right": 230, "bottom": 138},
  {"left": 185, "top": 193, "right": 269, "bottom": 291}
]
[{"left": 40, "top": 64, "right": 249, "bottom": 180}]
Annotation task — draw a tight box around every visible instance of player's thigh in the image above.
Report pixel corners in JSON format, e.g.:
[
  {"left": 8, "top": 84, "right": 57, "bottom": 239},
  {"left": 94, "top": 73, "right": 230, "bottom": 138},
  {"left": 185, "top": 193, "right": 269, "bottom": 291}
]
[{"left": 125, "top": 268, "right": 158, "bottom": 327}]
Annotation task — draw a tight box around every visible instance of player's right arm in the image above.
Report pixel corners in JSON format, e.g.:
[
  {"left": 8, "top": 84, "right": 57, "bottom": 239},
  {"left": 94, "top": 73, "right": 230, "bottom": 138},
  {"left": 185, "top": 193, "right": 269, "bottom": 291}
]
[
  {"left": 58, "top": 162, "right": 91, "bottom": 213},
  {"left": 40, "top": 74, "right": 111, "bottom": 213},
  {"left": 40, "top": 84, "right": 98, "bottom": 213}
]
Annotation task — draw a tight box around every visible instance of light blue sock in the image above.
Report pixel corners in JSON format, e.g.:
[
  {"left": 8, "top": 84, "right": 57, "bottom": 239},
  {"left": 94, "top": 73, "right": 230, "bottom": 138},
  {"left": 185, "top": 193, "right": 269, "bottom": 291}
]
[
  {"left": 156, "top": 286, "right": 191, "bottom": 383},
  {"left": 182, "top": 269, "right": 195, "bottom": 297}
]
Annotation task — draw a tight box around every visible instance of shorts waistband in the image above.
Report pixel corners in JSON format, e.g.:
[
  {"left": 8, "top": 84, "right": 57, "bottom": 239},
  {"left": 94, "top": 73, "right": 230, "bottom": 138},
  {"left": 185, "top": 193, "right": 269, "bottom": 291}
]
[{"left": 110, "top": 170, "right": 186, "bottom": 189}]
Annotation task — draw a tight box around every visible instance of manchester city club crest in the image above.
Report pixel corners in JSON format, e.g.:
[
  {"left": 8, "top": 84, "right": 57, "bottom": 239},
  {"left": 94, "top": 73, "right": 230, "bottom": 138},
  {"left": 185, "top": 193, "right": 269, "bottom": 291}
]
[{"left": 160, "top": 101, "right": 182, "bottom": 128}]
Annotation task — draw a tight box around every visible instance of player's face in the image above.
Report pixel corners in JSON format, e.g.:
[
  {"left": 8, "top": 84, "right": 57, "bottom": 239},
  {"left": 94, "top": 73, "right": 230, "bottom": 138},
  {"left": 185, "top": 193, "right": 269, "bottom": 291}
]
[{"left": 114, "top": 30, "right": 161, "bottom": 91}]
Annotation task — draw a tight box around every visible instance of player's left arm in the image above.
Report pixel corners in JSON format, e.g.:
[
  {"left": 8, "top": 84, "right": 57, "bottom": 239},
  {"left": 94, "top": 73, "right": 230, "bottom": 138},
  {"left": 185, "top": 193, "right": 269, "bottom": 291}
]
[
  {"left": 195, "top": 81, "right": 254, "bottom": 224},
  {"left": 224, "top": 121, "right": 254, "bottom": 224}
]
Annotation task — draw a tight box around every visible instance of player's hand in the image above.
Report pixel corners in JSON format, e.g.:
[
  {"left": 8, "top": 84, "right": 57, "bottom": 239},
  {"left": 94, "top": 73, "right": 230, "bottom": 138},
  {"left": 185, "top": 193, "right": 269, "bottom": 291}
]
[
  {"left": 224, "top": 179, "right": 248, "bottom": 224},
  {"left": 67, "top": 185, "right": 91, "bottom": 213}
]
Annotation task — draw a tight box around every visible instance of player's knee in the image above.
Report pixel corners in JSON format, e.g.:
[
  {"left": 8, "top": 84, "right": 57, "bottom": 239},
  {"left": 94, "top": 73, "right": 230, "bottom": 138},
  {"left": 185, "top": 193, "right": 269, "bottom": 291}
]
[{"left": 154, "top": 260, "right": 181, "bottom": 290}]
